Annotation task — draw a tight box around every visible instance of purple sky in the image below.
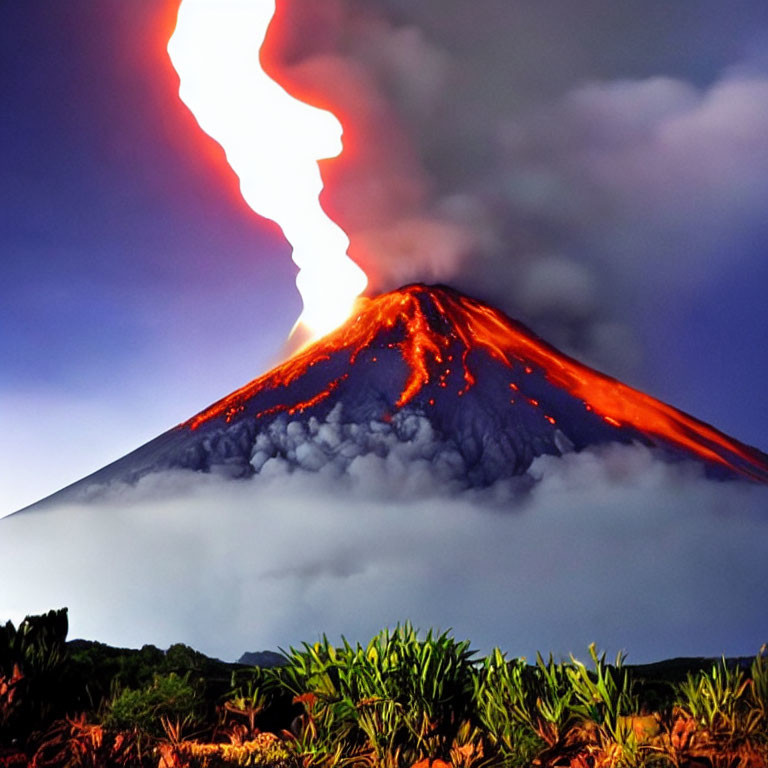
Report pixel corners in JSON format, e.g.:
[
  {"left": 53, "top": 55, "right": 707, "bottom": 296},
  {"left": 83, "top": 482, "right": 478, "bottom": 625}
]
[
  {"left": 3, "top": 0, "right": 768, "bottom": 515},
  {"left": 0, "top": 1, "right": 301, "bottom": 512}
]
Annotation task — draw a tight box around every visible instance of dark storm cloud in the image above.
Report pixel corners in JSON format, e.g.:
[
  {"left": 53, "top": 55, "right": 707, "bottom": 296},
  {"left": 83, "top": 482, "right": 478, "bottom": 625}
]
[{"left": 1, "top": 447, "right": 766, "bottom": 663}]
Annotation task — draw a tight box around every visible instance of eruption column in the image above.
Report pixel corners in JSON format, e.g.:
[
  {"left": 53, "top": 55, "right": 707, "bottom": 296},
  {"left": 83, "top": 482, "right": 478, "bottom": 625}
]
[{"left": 168, "top": 0, "right": 367, "bottom": 340}]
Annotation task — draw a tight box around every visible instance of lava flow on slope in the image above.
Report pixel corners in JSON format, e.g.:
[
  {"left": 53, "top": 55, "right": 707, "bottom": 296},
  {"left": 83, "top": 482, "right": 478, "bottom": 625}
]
[{"left": 185, "top": 284, "right": 768, "bottom": 484}]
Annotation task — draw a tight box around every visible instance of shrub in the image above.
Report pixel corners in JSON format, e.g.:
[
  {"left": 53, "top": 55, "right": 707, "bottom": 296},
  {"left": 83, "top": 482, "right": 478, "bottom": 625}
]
[
  {"left": 749, "top": 644, "right": 768, "bottom": 727},
  {"left": 0, "top": 608, "right": 69, "bottom": 741},
  {"left": 268, "top": 624, "right": 478, "bottom": 765},
  {"left": 567, "top": 645, "right": 652, "bottom": 767},
  {"left": 474, "top": 649, "right": 557, "bottom": 766},
  {"left": 30, "top": 713, "right": 141, "bottom": 768},
  {"left": 676, "top": 657, "right": 750, "bottom": 735},
  {"left": 477, "top": 648, "right": 576, "bottom": 748},
  {"left": 102, "top": 672, "right": 202, "bottom": 738}
]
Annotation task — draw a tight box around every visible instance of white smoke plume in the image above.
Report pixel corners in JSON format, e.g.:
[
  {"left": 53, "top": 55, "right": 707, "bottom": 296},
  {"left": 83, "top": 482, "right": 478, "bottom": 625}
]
[{"left": 1, "top": 444, "right": 766, "bottom": 663}]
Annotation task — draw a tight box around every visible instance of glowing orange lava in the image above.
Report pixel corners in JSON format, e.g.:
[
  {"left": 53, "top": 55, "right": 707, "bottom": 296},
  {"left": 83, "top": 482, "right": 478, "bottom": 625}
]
[
  {"left": 185, "top": 284, "right": 768, "bottom": 484},
  {"left": 167, "top": 0, "right": 366, "bottom": 340}
]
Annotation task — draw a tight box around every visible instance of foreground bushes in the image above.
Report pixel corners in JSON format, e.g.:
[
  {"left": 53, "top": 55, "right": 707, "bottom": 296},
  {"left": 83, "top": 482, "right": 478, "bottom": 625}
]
[
  {"left": 0, "top": 609, "right": 766, "bottom": 767},
  {"left": 0, "top": 609, "right": 69, "bottom": 744}
]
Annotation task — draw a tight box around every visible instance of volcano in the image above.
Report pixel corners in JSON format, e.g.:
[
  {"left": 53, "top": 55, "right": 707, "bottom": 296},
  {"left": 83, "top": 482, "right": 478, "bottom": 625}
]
[{"left": 22, "top": 284, "right": 768, "bottom": 511}]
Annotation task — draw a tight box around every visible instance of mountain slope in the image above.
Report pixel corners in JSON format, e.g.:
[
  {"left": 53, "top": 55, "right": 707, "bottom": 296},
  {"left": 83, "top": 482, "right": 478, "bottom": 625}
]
[{"left": 21, "top": 284, "right": 768, "bottom": 511}]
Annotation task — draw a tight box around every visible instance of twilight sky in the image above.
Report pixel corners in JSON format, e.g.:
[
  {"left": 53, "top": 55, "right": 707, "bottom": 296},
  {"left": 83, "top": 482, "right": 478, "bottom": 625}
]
[{"left": 3, "top": 0, "right": 768, "bottom": 516}]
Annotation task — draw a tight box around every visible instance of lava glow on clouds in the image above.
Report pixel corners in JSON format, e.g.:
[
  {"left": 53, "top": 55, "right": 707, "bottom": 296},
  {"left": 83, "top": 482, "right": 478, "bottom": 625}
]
[{"left": 167, "top": 0, "right": 367, "bottom": 340}]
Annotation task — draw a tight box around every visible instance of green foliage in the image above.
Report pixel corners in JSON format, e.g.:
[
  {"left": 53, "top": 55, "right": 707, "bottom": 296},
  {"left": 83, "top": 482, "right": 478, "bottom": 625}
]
[
  {"left": 224, "top": 674, "right": 268, "bottom": 738},
  {"left": 677, "top": 656, "right": 754, "bottom": 736},
  {"left": 60, "top": 636, "right": 240, "bottom": 737},
  {"left": 568, "top": 644, "right": 639, "bottom": 732},
  {"left": 3, "top": 609, "right": 768, "bottom": 768},
  {"left": 749, "top": 644, "right": 768, "bottom": 724},
  {"left": 524, "top": 653, "right": 576, "bottom": 746},
  {"left": 0, "top": 608, "right": 68, "bottom": 678},
  {"left": 474, "top": 649, "right": 550, "bottom": 765},
  {"left": 268, "top": 623, "right": 477, "bottom": 765},
  {"left": 567, "top": 643, "right": 643, "bottom": 765},
  {"left": 102, "top": 672, "right": 203, "bottom": 737}
]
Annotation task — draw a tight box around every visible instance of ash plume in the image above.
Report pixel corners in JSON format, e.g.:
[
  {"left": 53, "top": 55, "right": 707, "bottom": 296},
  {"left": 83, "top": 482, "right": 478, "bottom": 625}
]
[{"left": 264, "top": 1, "right": 768, "bottom": 378}]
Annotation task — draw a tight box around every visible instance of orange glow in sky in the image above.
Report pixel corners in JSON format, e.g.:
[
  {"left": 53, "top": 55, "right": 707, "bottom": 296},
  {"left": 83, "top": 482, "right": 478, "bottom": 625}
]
[{"left": 167, "top": 0, "right": 367, "bottom": 341}]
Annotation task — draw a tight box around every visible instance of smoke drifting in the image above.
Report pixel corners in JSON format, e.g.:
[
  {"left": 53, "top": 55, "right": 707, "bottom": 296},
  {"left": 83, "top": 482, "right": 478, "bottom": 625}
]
[
  {"left": 263, "top": 1, "right": 768, "bottom": 378},
  {"left": 2, "top": 446, "right": 766, "bottom": 663}
]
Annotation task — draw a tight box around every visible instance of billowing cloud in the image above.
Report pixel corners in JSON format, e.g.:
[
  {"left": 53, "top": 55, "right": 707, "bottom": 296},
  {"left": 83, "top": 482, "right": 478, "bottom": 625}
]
[
  {"left": 259, "top": 2, "right": 768, "bottom": 380},
  {"left": 1, "top": 446, "right": 766, "bottom": 663},
  {"left": 495, "top": 73, "right": 768, "bottom": 295}
]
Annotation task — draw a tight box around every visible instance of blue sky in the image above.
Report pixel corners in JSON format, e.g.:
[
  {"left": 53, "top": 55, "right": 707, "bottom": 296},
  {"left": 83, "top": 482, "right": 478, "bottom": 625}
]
[
  {"left": 0, "top": 1, "right": 300, "bottom": 512},
  {"left": 2, "top": 0, "right": 768, "bottom": 515}
]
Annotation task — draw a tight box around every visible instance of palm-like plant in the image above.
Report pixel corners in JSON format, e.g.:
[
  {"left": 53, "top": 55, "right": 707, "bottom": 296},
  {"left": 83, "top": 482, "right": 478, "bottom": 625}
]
[
  {"left": 267, "top": 624, "right": 477, "bottom": 766},
  {"left": 567, "top": 644, "right": 643, "bottom": 765},
  {"left": 748, "top": 645, "right": 768, "bottom": 727},
  {"left": 676, "top": 658, "right": 750, "bottom": 736},
  {"left": 0, "top": 608, "right": 69, "bottom": 741},
  {"left": 224, "top": 677, "right": 268, "bottom": 739},
  {"left": 474, "top": 648, "right": 574, "bottom": 763}
]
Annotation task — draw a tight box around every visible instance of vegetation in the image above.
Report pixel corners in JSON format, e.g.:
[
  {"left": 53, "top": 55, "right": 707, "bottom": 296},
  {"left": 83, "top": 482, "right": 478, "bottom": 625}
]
[{"left": 0, "top": 609, "right": 767, "bottom": 767}]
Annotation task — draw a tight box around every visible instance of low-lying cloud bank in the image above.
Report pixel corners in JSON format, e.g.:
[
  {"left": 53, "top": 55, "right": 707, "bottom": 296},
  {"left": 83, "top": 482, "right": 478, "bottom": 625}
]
[{"left": 1, "top": 445, "right": 766, "bottom": 663}]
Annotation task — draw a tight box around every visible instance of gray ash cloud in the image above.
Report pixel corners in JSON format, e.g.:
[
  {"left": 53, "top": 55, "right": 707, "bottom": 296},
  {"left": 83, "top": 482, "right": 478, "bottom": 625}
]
[{"left": 267, "top": 1, "right": 768, "bottom": 379}]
